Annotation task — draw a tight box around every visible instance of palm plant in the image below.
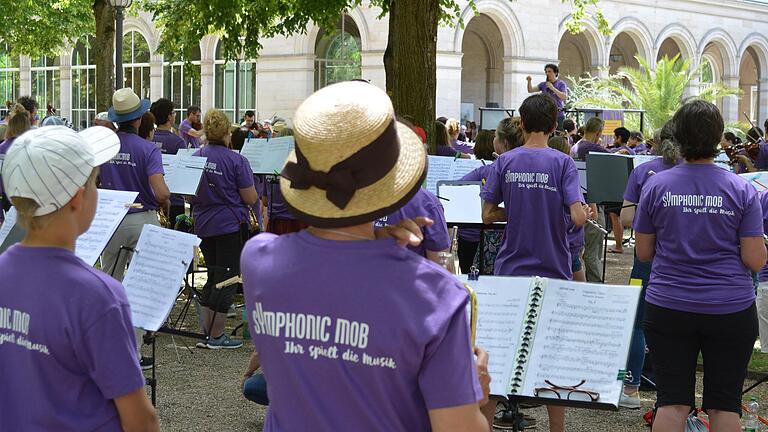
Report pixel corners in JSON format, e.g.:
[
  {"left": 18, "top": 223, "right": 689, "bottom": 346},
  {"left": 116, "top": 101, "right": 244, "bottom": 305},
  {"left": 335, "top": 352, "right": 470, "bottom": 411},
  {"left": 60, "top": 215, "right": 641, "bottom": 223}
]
[{"left": 570, "top": 55, "right": 741, "bottom": 132}]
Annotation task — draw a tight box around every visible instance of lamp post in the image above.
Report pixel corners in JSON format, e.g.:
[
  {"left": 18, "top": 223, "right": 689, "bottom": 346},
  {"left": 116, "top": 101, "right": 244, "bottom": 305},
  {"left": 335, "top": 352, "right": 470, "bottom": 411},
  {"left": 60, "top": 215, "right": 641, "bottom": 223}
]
[{"left": 110, "top": 0, "right": 133, "bottom": 90}]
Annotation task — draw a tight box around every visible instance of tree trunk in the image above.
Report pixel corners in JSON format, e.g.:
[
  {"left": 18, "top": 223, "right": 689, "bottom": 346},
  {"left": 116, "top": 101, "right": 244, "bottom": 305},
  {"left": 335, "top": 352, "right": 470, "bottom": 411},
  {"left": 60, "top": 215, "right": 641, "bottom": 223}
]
[
  {"left": 384, "top": 0, "right": 438, "bottom": 155},
  {"left": 93, "top": 0, "right": 115, "bottom": 113}
]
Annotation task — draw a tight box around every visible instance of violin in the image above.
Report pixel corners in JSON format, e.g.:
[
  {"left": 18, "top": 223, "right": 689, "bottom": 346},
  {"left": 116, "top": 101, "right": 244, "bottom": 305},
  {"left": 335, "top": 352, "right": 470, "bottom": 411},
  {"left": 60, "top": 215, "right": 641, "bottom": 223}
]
[{"left": 723, "top": 141, "right": 760, "bottom": 164}]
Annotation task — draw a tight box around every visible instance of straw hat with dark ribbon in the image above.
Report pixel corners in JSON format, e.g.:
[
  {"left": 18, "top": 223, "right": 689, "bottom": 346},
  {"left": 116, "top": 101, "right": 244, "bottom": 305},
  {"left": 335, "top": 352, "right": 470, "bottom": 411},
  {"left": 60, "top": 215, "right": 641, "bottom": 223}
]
[{"left": 281, "top": 81, "right": 427, "bottom": 228}]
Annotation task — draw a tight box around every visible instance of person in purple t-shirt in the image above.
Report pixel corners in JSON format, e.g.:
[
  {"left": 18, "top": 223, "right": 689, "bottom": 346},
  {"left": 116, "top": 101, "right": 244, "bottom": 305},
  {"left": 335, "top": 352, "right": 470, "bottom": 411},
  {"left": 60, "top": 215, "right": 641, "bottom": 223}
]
[
  {"left": 616, "top": 120, "right": 680, "bottom": 409},
  {"left": 482, "top": 94, "right": 589, "bottom": 432},
  {"left": 447, "top": 118, "right": 475, "bottom": 155},
  {"left": 435, "top": 120, "right": 469, "bottom": 158},
  {"left": 374, "top": 188, "right": 450, "bottom": 263},
  {"left": 457, "top": 129, "right": 497, "bottom": 273},
  {"left": 178, "top": 105, "right": 202, "bottom": 149},
  {"left": 243, "top": 81, "right": 492, "bottom": 431},
  {"left": 191, "top": 109, "right": 258, "bottom": 350},
  {"left": 756, "top": 189, "right": 768, "bottom": 355},
  {"left": 151, "top": 98, "right": 190, "bottom": 225},
  {"left": 527, "top": 63, "right": 568, "bottom": 129},
  {"left": 635, "top": 101, "right": 766, "bottom": 431},
  {"left": 575, "top": 117, "right": 608, "bottom": 161},
  {"left": 628, "top": 131, "right": 647, "bottom": 155},
  {"left": 0, "top": 125, "right": 159, "bottom": 431},
  {"left": 100, "top": 89, "right": 171, "bottom": 282}
]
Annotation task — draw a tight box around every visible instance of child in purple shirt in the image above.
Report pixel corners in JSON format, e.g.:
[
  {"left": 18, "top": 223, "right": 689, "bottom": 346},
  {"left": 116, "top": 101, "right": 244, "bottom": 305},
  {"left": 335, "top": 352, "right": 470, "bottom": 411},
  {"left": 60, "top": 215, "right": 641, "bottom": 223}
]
[
  {"left": 375, "top": 188, "right": 450, "bottom": 262},
  {"left": 635, "top": 101, "right": 765, "bottom": 430},
  {"left": 0, "top": 126, "right": 158, "bottom": 431},
  {"left": 481, "top": 94, "right": 588, "bottom": 432}
]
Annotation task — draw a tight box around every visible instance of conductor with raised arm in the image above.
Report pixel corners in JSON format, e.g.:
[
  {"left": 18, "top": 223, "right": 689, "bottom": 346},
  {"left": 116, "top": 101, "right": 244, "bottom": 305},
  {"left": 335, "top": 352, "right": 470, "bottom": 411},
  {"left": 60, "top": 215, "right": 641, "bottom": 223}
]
[{"left": 527, "top": 64, "right": 569, "bottom": 130}]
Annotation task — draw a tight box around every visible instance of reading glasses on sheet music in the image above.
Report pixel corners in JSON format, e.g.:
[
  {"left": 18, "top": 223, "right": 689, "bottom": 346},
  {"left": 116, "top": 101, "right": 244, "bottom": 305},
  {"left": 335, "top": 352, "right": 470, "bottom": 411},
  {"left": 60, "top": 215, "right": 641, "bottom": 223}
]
[{"left": 533, "top": 379, "right": 601, "bottom": 402}]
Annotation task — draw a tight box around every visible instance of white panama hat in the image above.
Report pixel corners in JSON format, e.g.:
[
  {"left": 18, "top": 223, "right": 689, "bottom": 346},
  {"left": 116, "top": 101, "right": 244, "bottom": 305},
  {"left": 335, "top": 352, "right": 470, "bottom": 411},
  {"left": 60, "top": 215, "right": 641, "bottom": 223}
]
[{"left": 2, "top": 126, "right": 120, "bottom": 216}]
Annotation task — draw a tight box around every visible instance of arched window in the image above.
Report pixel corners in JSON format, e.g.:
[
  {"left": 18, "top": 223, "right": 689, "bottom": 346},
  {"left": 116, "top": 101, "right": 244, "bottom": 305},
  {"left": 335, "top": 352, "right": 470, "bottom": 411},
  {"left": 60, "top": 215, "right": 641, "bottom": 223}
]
[
  {"left": 314, "top": 15, "right": 362, "bottom": 90},
  {"left": 163, "top": 45, "right": 201, "bottom": 126},
  {"left": 122, "top": 31, "right": 151, "bottom": 99},
  {"left": 72, "top": 37, "right": 97, "bottom": 130},
  {"left": 31, "top": 55, "right": 61, "bottom": 115},
  {"left": 0, "top": 42, "right": 19, "bottom": 110},
  {"left": 213, "top": 41, "right": 256, "bottom": 123}
]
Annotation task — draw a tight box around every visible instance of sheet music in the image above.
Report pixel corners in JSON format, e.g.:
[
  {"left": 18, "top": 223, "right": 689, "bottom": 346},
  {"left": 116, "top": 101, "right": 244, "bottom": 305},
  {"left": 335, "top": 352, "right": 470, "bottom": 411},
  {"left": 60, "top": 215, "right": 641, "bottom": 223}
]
[
  {"left": 741, "top": 172, "right": 768, "bottom": 192},
  {"left": 520, "top": 280, "right": 640, "bottom": 406},
  {"left": 453, "top": 158, "right": 485, "bottom": 179},
  {"left": 458, "top": 275, "right": 531, "bottom": 396},
  {"left": 425, "top": 156, "right": 484, "bottom": 194},
  {"left": 0, "top": 207, "right": 17, "bottom": 245},
  {"left": 175, "top": 148, "right": 198, "bottom": 157},
  {"left": 163, "top": 154, "right": 207, "bottom": 195},
  {"left": 75, "top": 190, "right": 138, "bottom": 266},
  {"left": 240, "top": 136, "right": 295, "bottom": 174},
  {"left": 633, "top": 155, "right": 660, "bottom": 168},
  {"left": 438, "top": 183, "right": 483, "bottom": 224},
  {"left": 122, "top": 225, "right": 201, "bottom": 331},
  {"left": 574, "top": 161, "right": 587, "bottom": 193}
]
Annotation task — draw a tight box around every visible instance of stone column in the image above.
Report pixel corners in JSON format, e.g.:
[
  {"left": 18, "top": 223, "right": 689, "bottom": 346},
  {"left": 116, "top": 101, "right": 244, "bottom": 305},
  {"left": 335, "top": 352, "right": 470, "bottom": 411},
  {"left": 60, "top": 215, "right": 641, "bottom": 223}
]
[
  {"left": 721, "top": 75, "right": 740, "bottom": 124},
  {"left": 59, "top": 54, "right": 72, "bottom": 122},
  {"left": 436, "top": 51, "right": 463, "bottom": 120},
  {"left": 19, "top": 56, "right": 32, "bottom": 96},
  {"left": 150, "top": 53, "right": 163, "bottom": 102},
  {"left": 199, "top": 59, "right": 214, "bottom": 115},
  {"left": 361, "top": 51, "right": 386, "bottom": 90},
  {"left": 684, "top": 56, "right": 701, "bottom": 100},
  {"left": 759, "top": 78, "right": 768, "bottom": 125}
]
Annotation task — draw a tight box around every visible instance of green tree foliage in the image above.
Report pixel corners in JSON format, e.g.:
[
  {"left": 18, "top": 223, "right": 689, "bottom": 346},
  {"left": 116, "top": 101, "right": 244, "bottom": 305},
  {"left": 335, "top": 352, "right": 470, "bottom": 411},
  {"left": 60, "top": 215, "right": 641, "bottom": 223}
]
[
  {"left": 0, "top": 0, "right": 94, "bottom": 58},
  {"left": 569, "top": 55, "right": 741, "bottom": 132}
]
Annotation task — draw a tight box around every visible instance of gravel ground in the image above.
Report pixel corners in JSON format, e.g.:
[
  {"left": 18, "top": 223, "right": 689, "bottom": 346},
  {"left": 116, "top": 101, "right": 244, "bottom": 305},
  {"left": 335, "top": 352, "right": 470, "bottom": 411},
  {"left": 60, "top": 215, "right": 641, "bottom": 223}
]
[{"left": 148, "top": 236, "right": 768, "bottom": 431}]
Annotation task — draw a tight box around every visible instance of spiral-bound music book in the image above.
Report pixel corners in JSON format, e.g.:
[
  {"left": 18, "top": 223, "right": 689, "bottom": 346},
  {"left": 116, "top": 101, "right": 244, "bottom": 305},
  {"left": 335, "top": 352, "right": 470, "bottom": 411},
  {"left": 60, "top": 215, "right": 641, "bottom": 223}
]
[{"left": 457, "top": 275, "right": 641, "bottom": 410}]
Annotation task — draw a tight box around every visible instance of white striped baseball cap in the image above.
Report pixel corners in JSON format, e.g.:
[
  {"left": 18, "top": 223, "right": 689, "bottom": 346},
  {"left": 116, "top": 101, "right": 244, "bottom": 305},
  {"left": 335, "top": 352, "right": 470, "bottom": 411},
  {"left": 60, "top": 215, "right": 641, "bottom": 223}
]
[{"left": 2, "top": 126, "right": 120, "bottom": 216}]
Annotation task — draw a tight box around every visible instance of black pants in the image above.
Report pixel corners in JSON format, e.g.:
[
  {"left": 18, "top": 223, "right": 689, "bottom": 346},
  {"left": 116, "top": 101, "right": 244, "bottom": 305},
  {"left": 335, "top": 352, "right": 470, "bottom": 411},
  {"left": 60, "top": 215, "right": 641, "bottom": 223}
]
[
  {"left": 458, "top": 237, "right": 479, "bottom": 275},
  {"left": 199, "top": 231, "right": 243, "bottom": 313},
  {"left": 643, "top": 302, "right": 757, "bottom": 413}
]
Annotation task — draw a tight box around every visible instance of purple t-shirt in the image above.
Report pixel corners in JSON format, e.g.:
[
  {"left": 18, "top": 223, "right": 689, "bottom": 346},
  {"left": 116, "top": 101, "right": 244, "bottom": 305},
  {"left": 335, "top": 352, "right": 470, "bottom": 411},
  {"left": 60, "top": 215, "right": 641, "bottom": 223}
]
[
  {"left": 611, "top": 145, "right": 636, "bottom": 156},
  {"left": 576, "top": 140, "right": 608, "bottom": 161},
  {"left": 623, "top": 158, "right": 680, "bottom": 203},
  {"left": 192, "top": 144, "right": 254, "bottom": 238},
  {"left": 242, "top": 231, "right": 482, "bottom": 431},
  {"left": 153, "top": 129, "right": 187, "bottom": 155},
  {"left": 99, "top": 131, "right": 165, "bottom": 213},
  {"left": 436, "top": 146, "right": 456, "bottom": 157},
  {"left": 634, "top": 164, "right": 763, "bottom": 314},
  {"left": 754, "top": 140, "right": 768, "bottom": 170},
  {"left": 258, "top": 175, "right": 294, "bottom": 220},
  {"left": 374, "top": 188, "right": 450, "bottom": 257},
  {"left": 567, "top": 217, "right": 584, "bottom": 259},
  {"left": 632, "top": 143, "right": 648, "bottom": 155},
  {"left": 178, "top": 119, "right": 200, "bottom": 148},
  {"left": 538, "top": 79, "right": 568, "bottom": 112},
  {"left": 0, "top": 245, "right": 144, "bottom": 431},
  {"left": 458, "top": 164, "right": 495, "bottom": 243},
  {"left": 451, "top": 139, "right": 474, "bottom": 155},
  {"left": 759, "top": 190, "right": 768, "bottom": 283},
  {"left": 153, "top": 129, "right": 189, "bottom": 207},
  {"left": 481, "top": 146, "right": 583, "bottom": 279}
]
